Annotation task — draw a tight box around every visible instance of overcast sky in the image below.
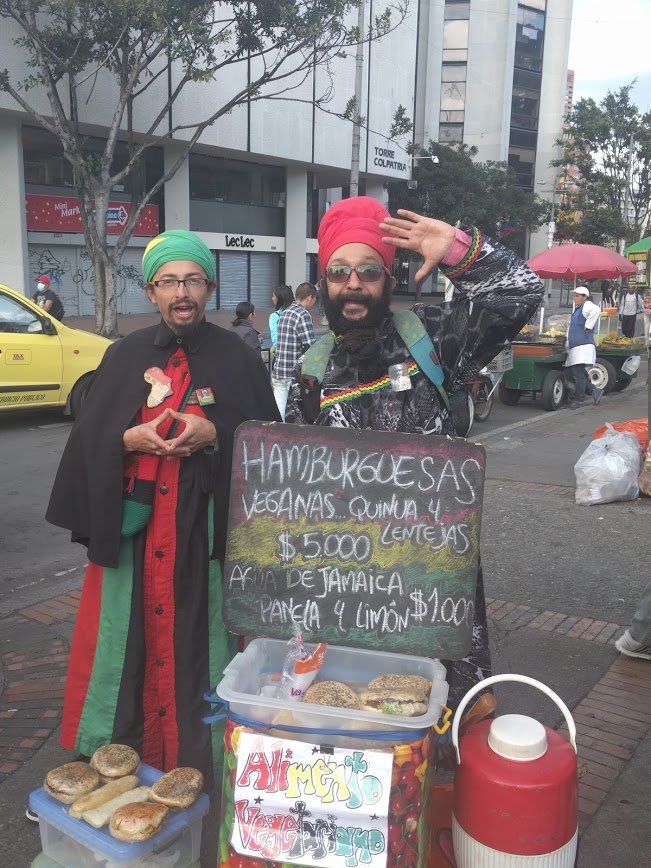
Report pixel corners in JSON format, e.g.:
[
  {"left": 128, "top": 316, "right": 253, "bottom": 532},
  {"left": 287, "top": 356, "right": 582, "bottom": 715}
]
[{"left": 569, "top": 0, "right": 651, "bottom": 111}]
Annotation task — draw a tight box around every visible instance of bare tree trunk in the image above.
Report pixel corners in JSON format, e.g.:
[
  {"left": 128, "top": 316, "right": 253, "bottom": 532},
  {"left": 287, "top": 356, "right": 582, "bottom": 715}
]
[{"left": 89, "top": 193, "right": 119, "bottom": 338}]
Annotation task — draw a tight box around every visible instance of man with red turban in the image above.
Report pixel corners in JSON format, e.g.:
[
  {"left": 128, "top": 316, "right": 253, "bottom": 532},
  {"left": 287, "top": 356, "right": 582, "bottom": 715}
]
[{"left": 286, "top": 198, "right": 544, "bottom": 715}]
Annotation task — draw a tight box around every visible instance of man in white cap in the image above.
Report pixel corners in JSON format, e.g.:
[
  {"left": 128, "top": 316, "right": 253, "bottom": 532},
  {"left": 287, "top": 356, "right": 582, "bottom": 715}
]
[{"left": 565, "top": 286, "right": 603, "bottom": 409}]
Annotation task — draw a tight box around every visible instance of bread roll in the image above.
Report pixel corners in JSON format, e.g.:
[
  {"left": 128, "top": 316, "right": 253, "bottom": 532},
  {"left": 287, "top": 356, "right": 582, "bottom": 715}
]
[
  {"left": 303, "top": 680, "right": 360, "bottom": 709},
  {"left": 82, "top": 785, "right": 151, "bottom": 829},
  {"left": 110, "top": 802, "right": 169, "bottom": 841},
  {"left": 367, "top": 674, "right": 432, "bottom": 698},
  {"left": 69, "top": 775, "right": 138, "bottom": 818},
  {"left": 150, "top": 768, "right": 204, "bottom": 810},
  {"left": 90, "top": 744, "right": 140, "bottom": 779},
  {"left": 44, "top": 762, "right": 100, "bottom": 804}
]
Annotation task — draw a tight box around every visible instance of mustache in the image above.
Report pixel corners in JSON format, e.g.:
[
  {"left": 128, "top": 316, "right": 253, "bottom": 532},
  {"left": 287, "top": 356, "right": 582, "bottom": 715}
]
[{"left": 337, "top": 292, "right": 371, "bottom": 306}]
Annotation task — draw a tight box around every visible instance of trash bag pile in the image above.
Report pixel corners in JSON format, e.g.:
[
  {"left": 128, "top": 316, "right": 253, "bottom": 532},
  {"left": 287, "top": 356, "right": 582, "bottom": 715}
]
[{"left": 574, "top": 424, "right": 643, "bottom": 505}]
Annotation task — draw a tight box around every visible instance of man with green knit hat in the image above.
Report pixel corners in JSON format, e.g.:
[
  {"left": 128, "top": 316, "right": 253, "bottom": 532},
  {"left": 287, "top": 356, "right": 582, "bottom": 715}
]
[{"left": 46, "top": 229, "right": 280, "bottom": 791}]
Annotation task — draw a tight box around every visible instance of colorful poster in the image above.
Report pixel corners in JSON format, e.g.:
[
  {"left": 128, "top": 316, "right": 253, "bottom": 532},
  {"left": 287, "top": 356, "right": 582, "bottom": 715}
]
[
  {"left": 25, "top": 193, "right": 159, "bottom": 236},
  {"left": 232, "top": 732, "right": 393, "bottom": 867}
]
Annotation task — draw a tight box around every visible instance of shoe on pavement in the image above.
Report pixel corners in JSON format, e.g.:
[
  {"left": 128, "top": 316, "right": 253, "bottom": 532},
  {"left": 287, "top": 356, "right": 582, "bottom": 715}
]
[
  {"left": 25, "top": 806, "right": 39, "bottom": 823},
  {"left": 567, "top": 401, "right": 583, "bottom": 409},
  {"left": 615, "top": 630, "right": 651, "bottom": 661},
  {"left": 592, "top": 387, "right": 604, "bottom": 405}
]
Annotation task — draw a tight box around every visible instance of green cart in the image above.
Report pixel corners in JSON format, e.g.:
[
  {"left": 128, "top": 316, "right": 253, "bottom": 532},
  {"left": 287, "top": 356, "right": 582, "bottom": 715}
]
[
  {"left": 498, "top": 340, "right": 641, "bottom": 410},
  {"left": 498, "top": 341, "right": 568, "bottom": 410}
]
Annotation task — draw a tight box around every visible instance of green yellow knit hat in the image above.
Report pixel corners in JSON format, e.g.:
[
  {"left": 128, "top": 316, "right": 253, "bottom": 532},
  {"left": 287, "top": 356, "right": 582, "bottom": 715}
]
[{"left": 142, "top": 229, "right": 216, "bottom": 283}]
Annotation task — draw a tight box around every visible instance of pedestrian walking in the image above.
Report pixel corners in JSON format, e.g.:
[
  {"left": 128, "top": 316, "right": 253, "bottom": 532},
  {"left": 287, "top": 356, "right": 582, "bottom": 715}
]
[
  {"left": 45, "top": 229, "right": 280, "bottom": 790},
  {"left": 565, "top": 286, "right": 603, "bottom": 409},
  {"left": 285, "top": 196, "right": 544, "bottom": 716},
  {"left": 272, "top": 282, "right": 317, "bottom": 418},
  {"left": 268, "top": 284, "right": 294, "bottom": 351},
  {"left": 618, "top": 284, "right": 644, "bottom": 338},
  {"left": 231, "top": 301, "right": 261, "bottom": 351},
  {"left": 616, "top": 578, "right": 651, "bottom": 661},
  {"left": 600, "top": 279, "right": 614, "bottom": 308}
]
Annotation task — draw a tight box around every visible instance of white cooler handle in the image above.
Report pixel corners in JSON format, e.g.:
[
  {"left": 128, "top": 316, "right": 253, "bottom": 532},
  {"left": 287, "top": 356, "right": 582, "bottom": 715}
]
[{"left": 452, "top": 673, "right": 577, "bottom": 764}]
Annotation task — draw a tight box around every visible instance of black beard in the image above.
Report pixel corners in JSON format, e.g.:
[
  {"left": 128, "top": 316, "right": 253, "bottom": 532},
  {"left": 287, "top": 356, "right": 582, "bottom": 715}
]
[{"left": 321, "top": 279, "right": 392, "bottom": 335}]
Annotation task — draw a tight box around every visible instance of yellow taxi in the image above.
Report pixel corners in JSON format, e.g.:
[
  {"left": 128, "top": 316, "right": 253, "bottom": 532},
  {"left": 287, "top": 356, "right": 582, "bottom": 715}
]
[{"left": 0, "top": 283, "right": 111, "bottom": 418}]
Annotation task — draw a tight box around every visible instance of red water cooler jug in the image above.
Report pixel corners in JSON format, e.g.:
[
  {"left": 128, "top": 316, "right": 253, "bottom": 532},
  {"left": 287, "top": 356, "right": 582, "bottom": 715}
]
[{"left": 452, "top": 674, "right": 578, "bottom": 867}]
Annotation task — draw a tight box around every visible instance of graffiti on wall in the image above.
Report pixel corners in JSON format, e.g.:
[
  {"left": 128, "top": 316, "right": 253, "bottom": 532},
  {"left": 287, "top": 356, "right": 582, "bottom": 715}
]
[{"left": 28, "top": 245, "right": 149, "bottom": 316}]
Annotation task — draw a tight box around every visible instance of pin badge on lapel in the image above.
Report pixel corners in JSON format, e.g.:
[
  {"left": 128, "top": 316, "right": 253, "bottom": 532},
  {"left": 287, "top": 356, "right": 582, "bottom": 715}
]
[
  {"left": 143, "top": 367, "right": 173, "bottom": 407},
  {"left": 195, "top": 387, "right": 215, "bottom": 406}
]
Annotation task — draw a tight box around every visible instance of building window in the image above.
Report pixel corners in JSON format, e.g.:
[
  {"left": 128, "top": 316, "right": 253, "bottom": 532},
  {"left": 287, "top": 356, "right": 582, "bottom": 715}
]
[
  {"left": 511, "top": 85, "right": 540, "bottom": 131},
  {"left": 440, "top": 124, "right": 464, "bottom": 143},
  {"left": 441, "top": 81, "right": 466, "bottom": 112},
  {"left": 508, "top": 146, "right": 536, "bottom": 188},
  {"left": 189, "top": 154, "right": 285, "bottom": 208},
  {"left": 444, "top": 1, "right": 470, "bottom": 20},
  {"left": 443, "top": 19, "right": 469, "bottom": 62},
  {"left": 515, "top": 6, "right": 545, "bottom": 72}
]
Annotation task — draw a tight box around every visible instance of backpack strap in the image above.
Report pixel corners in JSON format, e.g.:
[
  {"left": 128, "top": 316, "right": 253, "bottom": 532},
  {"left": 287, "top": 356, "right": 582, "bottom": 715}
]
[
  {"left": 300, "top": 313, "right": 449, "bottom": 410},
  {"left": 301, "top": 332, "right": 336, "bottom": 385},
  {"left": 392, "top": 310, "right": 449, "bottom": 409}
]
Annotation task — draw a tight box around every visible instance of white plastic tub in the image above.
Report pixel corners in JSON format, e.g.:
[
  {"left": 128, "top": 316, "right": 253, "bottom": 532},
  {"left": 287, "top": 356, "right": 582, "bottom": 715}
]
[{"left": 214, "top": 637, "right": 448, "bottom": 743}]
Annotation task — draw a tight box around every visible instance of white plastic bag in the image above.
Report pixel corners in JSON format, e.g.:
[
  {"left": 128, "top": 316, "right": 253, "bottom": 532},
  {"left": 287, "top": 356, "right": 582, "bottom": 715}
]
[{"left": 574, "top": 425, "right": 643, "bottom": 505}]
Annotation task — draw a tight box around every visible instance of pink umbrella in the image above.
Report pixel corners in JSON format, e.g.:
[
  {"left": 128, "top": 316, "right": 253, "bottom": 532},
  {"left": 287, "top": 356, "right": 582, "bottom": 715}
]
[{"left": 526, "top": 244, "right": 637, "bottom": 281}]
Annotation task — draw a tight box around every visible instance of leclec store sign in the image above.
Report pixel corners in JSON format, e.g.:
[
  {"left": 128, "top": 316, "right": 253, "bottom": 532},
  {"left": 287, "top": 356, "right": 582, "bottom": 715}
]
[{"left": 25, "top": 193, "right": 159, "bottom": 236}]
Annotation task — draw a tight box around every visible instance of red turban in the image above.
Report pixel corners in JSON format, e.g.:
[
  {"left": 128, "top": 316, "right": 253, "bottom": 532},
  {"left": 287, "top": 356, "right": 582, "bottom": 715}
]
[{"left": 317, "top": 196, "right": 395, "bottom": 272}]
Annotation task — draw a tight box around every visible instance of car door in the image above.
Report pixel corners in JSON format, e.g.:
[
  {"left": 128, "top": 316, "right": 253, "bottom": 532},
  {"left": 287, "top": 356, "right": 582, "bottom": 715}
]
[{"left": 0, "top": 289, "right": 63, "bottom": 409}]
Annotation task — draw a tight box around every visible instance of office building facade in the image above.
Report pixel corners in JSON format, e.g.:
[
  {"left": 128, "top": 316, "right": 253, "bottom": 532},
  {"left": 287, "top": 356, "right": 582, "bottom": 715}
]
[{"left": 0, "top": 0, "right": 571, "bottom": 313}]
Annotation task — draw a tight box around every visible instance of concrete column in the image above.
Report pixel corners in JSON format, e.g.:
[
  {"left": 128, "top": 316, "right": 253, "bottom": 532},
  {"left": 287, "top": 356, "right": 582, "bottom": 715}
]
[
  {"left": 285, "top": 168, "right": 308, "bottom": 288},
  {"left": 364, "top": 180, "right": 388, "bottom": 204},
  {"left": 0, "top": 118, "right": 29, "bottom": 293},
  {"left": 163, "top": 143, "right": 190, "bottom": 230}
]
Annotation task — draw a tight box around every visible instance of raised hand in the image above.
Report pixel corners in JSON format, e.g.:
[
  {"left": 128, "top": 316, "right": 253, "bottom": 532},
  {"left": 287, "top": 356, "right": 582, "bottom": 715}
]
[{"left": 380, "top": 209, "right": 456, "bottom": 282}]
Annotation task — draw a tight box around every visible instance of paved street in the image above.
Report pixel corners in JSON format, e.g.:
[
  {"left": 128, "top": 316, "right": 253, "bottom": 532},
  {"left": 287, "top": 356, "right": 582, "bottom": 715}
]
[{"left": 0, "top": 313, "right": 649, "bottom": 866}]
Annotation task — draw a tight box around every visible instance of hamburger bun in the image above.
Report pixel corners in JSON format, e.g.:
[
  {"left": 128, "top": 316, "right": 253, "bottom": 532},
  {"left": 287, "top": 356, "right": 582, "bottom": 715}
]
[
  {"left": 90, "top": 744, "right": 140, "bottom": 779},
  {"left": 359, "top": 688, "right": 428, "bottom": 717},
  {"left": 150, "top": 768, "right": 204, "bottom": 810},
  {"left": 44, "top": 762, "right": 100, "bottom": 804},
  {"left": 109, "top": 802, "right": 169, "bottom": 842},
  {"left": 303, "top": 680, "right": 360, "bottom": 709},
  {"left": 367, "top": 674, "right": 432, "bottom": 698}
]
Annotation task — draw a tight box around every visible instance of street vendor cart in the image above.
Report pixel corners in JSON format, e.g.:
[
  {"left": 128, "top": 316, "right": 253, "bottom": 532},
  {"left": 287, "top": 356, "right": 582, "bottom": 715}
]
[
  {"left": 498, "top": 338, "right": 568, "bottom": 410},
  {"left": 498, "top": 336, "right": 642, "bottom": 410}
]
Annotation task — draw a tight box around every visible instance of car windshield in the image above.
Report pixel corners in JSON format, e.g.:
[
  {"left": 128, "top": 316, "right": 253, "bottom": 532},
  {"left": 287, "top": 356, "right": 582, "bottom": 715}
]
[{"left": 0, "top": 294, "right": 43, "bottom": 334}]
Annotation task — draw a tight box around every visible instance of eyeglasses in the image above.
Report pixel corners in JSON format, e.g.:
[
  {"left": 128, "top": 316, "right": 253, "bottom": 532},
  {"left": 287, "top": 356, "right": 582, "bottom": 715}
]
[
  {"left": 152, "top": 278, "right": 209, "bottom": 290},
  {"left": 326, "top": 264, "right": 387, "bottom": 284}
]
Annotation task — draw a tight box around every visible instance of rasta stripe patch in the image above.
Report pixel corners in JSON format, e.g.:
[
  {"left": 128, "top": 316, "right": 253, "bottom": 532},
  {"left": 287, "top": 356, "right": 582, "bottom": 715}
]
[{"left": 320, "top": 360, "right": 419, "bottom": 409}]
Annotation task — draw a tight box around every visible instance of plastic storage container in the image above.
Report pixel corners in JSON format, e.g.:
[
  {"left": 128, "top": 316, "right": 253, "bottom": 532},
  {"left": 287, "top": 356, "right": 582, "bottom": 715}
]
[
  {"left": 28, "top": 763, "right": 209, "bottom": 868},
  {"left": 215, "top": 637, "right": 448, "bottom": 739},
  {"left": 211, "top": 639, "right": 449, "bottom": 868}
]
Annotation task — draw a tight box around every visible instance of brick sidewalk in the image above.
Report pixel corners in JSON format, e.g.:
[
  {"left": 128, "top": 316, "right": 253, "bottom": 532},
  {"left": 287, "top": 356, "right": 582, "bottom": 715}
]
[{"left": 1, "top": 586, "right": 649, "bottom": 836}]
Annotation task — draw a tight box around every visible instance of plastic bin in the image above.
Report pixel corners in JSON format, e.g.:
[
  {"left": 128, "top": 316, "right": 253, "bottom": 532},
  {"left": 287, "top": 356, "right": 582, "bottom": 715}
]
[
  {"left": 215, "top": 637, "right": 448, "bottom": 739},
  {"left": 28, "top": 763, "right": 209, "bottom": 867},
  {"left": 485, "top": 345, "right": 513, "bottom": 373}
]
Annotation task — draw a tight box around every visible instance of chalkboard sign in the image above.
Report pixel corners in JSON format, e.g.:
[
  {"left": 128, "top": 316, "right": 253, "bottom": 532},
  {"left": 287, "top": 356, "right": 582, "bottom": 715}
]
[{"left": 223, "top": 421, "right": 485, "bottom": 659}]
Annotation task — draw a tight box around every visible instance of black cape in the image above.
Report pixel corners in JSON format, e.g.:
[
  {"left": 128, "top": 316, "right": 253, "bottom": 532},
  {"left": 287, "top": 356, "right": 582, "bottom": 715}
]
[{"left": 46, "top": 319, "right": 281, "bottom": 568}]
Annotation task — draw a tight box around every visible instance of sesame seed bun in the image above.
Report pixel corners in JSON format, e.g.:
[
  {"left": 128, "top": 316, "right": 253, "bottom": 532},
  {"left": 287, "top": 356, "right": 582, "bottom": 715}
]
[
  {"left": 109, "top": 802, "right": 169, "bottom": 841},
  {"left": 150, "top": 768, "right": 204, "bottom": 810},
  {"left": 90, "top": 744, "right": 140, "bottom": 779},
  {"left": 303, "top": 680, "right": 361, "bottom": 709},
  {"left": 367, "top": 674, "right": 432, "bottom": 698},
  {"left": 44, "top": 762, "right": 100, "bottom": 804}
]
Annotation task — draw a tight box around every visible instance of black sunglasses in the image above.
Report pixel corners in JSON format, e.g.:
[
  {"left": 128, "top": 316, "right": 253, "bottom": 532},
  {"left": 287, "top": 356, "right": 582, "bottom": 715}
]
[{"left": 326, "top": 264, "right": 388, "bottom": 284}]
